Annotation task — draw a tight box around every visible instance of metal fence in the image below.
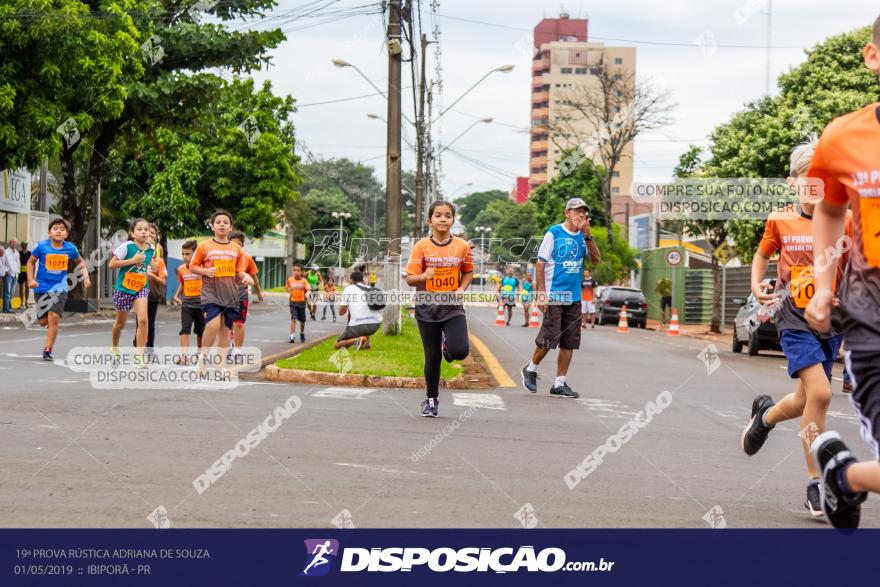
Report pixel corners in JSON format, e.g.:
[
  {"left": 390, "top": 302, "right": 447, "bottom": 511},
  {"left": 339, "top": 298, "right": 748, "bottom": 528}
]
[{"left": 639, "top": 246, "right": 777, "bottom": 328}]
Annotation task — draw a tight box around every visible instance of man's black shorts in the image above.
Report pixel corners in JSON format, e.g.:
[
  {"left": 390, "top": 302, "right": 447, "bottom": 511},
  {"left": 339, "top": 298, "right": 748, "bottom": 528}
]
[
  {"left": 180, "top": 306, "right": 206, "bottom": 337},
  {"left": 289, "top": 303, "right": 307, "bottom": 322},
  {"left": 535, "top": 302, "right": 582, "bottom": 350},
  {"left": 337, "top": 322, "right": 380, "bottom": 342},
  {"left": 846, "top": 350, "right": 880, "bottom": 459}
]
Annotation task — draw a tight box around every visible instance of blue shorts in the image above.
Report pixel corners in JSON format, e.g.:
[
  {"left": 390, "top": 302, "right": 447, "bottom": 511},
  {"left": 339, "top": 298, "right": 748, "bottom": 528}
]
[
  {"left": 203, "top": 303, "right": 241, "bottom": 329},
  {"left": 779, "top": 329, "right": 842, "bottom": 380}
]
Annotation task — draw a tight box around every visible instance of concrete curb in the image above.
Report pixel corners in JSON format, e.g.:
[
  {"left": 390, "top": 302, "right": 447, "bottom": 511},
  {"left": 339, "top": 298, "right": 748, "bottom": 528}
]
[
  {"left": 261, "top": 332, "right": 475, "bottom": 389},
  {"left": 260, "top": 333, "right": 337, "bottom": 368},
  {"left": 264, "top": 364, "right": 468, "bottom": 389}
]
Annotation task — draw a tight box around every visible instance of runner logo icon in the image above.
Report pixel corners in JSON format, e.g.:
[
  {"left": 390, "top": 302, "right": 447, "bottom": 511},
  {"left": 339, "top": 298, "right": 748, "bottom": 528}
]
[{"left": 300, "top": 539, "right": 339, "bottom": 577}]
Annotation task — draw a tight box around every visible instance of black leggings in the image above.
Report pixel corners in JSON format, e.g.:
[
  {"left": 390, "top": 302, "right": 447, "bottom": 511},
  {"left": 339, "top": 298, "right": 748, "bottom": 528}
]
[{"left": 417, "top": 315, "right": 470, "bottom": 399}]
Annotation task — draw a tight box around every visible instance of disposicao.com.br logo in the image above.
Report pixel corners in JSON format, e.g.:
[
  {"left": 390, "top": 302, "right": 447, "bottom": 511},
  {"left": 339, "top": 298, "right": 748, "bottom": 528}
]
[
  {"left": 300, "top": 540, "right": 615, "bottom": 575},
  {"left": 301, "top": 539, "right": 339, "bottom": 577}
]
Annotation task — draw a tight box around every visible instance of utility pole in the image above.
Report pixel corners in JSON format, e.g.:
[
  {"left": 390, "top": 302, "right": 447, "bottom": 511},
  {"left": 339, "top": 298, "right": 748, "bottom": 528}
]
[
  {"left": 383, "top": 0, "right": 403, "bottom": 335},
  {"left": 385, "top": 0, "right": 402, "bottom": 255},
  {"left": 414, "top": 33, "right": 430, "bottom": 239},
  {"left": 426, "top": 80, "right": 437, "bottom": 203}
]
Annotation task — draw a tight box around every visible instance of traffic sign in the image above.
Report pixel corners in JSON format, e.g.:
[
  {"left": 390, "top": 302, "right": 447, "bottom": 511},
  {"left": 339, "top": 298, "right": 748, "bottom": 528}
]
[{"left": 666, "top": 250, "right": 682, "bottom": 266}]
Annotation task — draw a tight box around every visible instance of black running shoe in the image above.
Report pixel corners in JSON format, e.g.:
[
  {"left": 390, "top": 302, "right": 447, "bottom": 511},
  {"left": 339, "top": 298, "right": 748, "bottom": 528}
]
[
  {"left": 431, "top": 398, "right": 439, "bottom": 417},
  {"left": 441, "top": 331, "right": 452, "bottom": 363},
  {"left": 300, "top": 333, "right": 306, "bottom": 343},
  {"left": 741, "top": 394, "right": 775, "bottom": 456},
  {"left": 42, "top": 349, "right": 53, "bottom": 362},
  {"left": 811, "top": 431, "right": 867, "bottom": 529},
  {"left": 521, "top": 366, "right": 538, "bottom": 393},
  {"left": 421, "top": 398, "right": 438, "bottom": 418},
  {"left": 550, "top": 382, "right": 579, "bottom": 398},
  {"left": 805, "top": 479, "right": 824, "bottom": 519}
]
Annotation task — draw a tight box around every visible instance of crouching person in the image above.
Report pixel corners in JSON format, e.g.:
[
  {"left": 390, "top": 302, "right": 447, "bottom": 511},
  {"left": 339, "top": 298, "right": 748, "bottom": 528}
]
[{"left": 335, "top": 270, "right": 383, "bottom": 350}]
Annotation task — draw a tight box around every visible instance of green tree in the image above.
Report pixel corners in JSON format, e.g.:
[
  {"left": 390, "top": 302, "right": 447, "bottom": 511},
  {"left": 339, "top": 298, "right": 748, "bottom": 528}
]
[
  {"left": 703, "top": 25, "right": 878, "bottom": 262},
  {"left": 668, "top": 25, "right": 879, "bottom": 331},
  {"left": 300, "top": 188, "right": 362, "bottom": 268},
  {"left": 455, "top": 189, "right": 508, "bottom": 231},
  {"left": 0, "top": 0, "right": 145, "bottom": 168},
  {"left": 528, "top": 156, "right": 605, "bottom": 230},
  {"left": 1, "top": 0, "right": 285, "bottom": 248},
  {"left": 471, "top": 199, "right": 539, "bottom": 264},
  {"left": 105, "top": 78, "right": 299, "bottom": 238},
  {"left": 299, "top": 157, "right": 384, "bottom": 235},
  {"left": 590, "top": 223, "right": 638, "bottom": 285}
]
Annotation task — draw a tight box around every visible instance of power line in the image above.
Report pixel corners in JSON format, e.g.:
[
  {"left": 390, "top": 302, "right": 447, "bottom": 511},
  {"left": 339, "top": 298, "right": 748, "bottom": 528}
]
[
  {"left": 296, "top": 90, "right": 385, "bottom": 107},
  {"left": 437, "top": 13, "right": 807, "bottom": 50},
  {"left": 447, "top": 148, "right": 519, "bottom": 179}
]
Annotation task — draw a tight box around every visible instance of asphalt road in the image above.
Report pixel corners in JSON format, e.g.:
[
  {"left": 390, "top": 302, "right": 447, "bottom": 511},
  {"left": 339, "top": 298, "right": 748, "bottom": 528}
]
[{"left": 1, "top": 301, "right": 876, "bottom": 529}]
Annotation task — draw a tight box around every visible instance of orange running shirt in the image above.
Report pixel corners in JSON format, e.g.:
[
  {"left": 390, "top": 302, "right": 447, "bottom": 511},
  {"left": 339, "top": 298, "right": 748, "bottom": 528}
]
[
  {"left": 808, "top": 103, "right": 880, "bottom": 350},
  {"left": 190, "top": 240, "right": 248, "bottom": 307},
  {"left": 757, "top": 206, "right": 853, "bottom": 335},
  {"left": 581, "top": 276, "right": 597, "bottom": 302},
  {"left": 287, "top": 277, "right": 310, "bottom": 305},
  {"left": 177, "top": 264, "right": 202, "bottom": 307},
  {"left": 238, "top": 252, "right": 259, "bottom": 301},
  {"left": 406, "top": 236, "right": 474, "bottom": 322}
]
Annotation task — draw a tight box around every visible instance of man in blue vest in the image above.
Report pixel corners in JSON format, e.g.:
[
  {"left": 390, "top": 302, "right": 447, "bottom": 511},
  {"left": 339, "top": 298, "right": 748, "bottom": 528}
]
[{"left": 521, "top": 198, "right": 601, "bottom": 398}]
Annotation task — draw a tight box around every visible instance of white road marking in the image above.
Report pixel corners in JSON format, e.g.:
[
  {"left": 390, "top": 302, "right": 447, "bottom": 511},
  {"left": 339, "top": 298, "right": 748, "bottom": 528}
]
[
  {"left": 702, "top": 406, "right": 749, "bottom": 420},
  {"left": 578, "top": 398, "right": 638, "bottom": 418},
  {"left": 313, "top": 387, "right": 375, "bottom": 399},
  {"left": 828, "top": 410, "right": 858, "bottom": 423},
  {"left": 335, "top": 462, "right": 401, "bottom": 474},
  {"left": 1, "top": 336, "right": 50, "bottom": 344},
  {"left": 451, "top": 392, "right": 505, "bottom": 410},
  {"left": 235, "top": 381, "right": 292, "bottom": 387}
]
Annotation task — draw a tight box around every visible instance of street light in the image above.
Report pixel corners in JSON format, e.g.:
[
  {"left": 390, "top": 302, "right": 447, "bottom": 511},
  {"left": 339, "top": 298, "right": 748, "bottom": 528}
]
[
  {"left": 334, "top": 59, "right": 415, "bottom": 125},
  {"left": 434, "top": 65, "right": 514, "bottom": 122},
  {"left": 450, "top": 182, "right": 474, "bottom": 199},
  {"left": 366, "top": 113, "right": 417, "bottom": 151},
  {"left": 331, "top": 211, "right": 352, "bottom": 274},
  {"left": 437, "top": 117, "right": 493, "bottom": 156},
  {"left": 474, "top": 225, "right": 492, "bottom": 292}
]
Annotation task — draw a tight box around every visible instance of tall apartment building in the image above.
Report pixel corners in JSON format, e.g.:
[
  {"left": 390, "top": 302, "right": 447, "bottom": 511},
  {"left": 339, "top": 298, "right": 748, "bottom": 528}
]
[{"left": 528, "top": 14, "right": 641, "bottom": 225}]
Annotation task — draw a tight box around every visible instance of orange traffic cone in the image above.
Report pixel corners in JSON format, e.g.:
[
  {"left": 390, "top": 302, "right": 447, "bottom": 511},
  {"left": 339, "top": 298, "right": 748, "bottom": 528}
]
[
  {"left": 528, "top": 304, "right": 540, "bottom": 328},
  {"left": 617, "top": 304, "right": 629, "bottom": 333},
  {"left": 496, "top": 304, "right": 506, "bottom": 327},
  {"left": 667, "top": 308, "right": 680, "bottom": 336}
]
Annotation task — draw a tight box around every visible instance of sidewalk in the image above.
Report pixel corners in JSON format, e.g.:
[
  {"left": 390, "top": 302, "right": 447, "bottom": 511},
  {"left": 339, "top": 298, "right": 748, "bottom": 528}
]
[{"left": 645, "top": 319, "right": 729, "bottom": 345}]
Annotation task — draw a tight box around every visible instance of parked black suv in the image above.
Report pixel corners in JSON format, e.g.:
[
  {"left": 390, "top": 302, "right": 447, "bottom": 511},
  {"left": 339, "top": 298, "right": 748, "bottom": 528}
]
[{"left": 596, "top": 287, "right": 648, "bottom": 328}]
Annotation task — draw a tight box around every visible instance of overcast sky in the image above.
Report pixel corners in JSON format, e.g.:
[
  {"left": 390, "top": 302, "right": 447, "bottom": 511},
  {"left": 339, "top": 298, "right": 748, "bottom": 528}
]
[{"left": 249, "top": 0, "right": 877, "bottom": 200}]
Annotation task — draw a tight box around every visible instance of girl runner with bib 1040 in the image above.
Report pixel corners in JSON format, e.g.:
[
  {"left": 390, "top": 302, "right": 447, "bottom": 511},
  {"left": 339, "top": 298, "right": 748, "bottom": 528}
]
[{"left": 406, "top": 200, "right": 474, "bottom": 418}]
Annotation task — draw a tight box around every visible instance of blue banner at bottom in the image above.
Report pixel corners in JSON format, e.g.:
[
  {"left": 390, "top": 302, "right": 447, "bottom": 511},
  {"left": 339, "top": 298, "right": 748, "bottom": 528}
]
[{"left": 1, "top": 529, "right": 875, "bottom": 586}]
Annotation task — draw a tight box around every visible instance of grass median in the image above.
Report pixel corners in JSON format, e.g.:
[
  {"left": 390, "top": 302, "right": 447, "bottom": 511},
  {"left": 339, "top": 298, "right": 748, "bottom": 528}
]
[{"left": 276, "top": 319, "right": 463, "bottom": 379}]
